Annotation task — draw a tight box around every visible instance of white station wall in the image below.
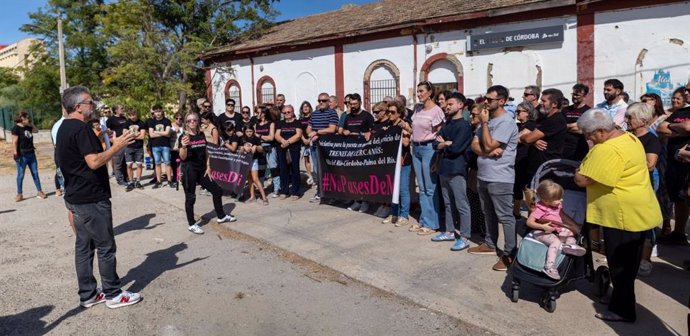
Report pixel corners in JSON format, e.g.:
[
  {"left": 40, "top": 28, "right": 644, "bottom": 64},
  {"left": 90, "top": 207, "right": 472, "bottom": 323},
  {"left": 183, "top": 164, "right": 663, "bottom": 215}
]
[
  {"left": 595, "top": 2, "right": 690, "bottom": 107},
  {"left": 417, "top": 16, "right": 578, "bottom": 100},
  {"left": 343, "top": 36, "right": 415, "bottom": 104},
  {"left": 210, "top": 58, "right": 252, "bottom": 115}
]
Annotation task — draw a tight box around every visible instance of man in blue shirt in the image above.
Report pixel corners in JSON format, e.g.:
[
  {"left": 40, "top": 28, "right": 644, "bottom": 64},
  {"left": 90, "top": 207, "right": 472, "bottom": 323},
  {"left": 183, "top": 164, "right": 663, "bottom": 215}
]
[
  {"left": 306, "top": 92, "right": 339, "bottom": 203},
  {"left": 432, "top": 92, "right": 473, "bottom": 251}
]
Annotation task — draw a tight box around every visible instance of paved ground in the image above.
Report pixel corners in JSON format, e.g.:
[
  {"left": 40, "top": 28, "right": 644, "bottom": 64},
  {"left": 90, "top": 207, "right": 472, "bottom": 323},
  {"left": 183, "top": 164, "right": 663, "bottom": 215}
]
[{"left": 1, "top": 161, "right": 689, "bottom": 335}]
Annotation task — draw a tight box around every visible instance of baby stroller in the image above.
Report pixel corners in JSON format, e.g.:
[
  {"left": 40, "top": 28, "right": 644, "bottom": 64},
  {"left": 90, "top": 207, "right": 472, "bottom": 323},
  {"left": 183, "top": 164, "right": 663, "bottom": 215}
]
[{"left": 509, "top": 159, "right": 611, "bottom": 312}]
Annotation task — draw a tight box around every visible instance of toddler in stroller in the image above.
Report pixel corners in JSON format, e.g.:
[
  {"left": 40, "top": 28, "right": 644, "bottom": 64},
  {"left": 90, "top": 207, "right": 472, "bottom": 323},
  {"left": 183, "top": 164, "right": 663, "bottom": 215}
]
[{"left": 526, "top": 179, "right": 587, "bottom": 280}]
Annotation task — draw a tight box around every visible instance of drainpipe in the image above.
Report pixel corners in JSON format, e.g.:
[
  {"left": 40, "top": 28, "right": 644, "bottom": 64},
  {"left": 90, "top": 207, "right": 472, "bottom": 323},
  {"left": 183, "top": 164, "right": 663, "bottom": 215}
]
[
  {"left": 250, "top": 56, "right": 256, "bottom": 108},
  {"left": 413, "top": 34, "right": 418, "bottom": 104}
]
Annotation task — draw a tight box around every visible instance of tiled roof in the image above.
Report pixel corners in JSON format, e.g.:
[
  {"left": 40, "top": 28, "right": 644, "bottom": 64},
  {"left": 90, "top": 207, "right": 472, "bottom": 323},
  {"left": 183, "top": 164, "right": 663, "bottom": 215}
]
[{"left": 202, "top": 0, "right": 569, "bottom": 59}]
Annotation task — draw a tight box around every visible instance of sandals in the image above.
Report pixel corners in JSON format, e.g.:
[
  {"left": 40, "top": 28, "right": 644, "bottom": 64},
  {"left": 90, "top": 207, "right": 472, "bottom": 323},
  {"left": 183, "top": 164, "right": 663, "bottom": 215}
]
[
  {"left": 408, "top": 224, "right": 422, "bottom": 232},
  {"left": 262, "top": 199, "right": 269, "bottom": 206},
  {"left": 416, "top": 227, "right": 437, "bottom": 236},
  {"left": 594, "top": 312, "right": 634, "bottom": 323}
]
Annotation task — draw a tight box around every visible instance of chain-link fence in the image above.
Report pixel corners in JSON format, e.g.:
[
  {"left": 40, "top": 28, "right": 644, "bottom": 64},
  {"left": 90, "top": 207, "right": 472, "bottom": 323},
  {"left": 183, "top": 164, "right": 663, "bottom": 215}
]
[{"left": 0, "top": 105, "right": 62, "bottom": 140}]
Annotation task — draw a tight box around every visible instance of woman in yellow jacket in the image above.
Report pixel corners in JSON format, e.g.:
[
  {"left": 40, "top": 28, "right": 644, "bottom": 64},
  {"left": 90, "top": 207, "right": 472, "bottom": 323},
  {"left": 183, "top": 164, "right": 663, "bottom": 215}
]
[{"left": 574, "top": 108, "right": 662, "bottom": 323}]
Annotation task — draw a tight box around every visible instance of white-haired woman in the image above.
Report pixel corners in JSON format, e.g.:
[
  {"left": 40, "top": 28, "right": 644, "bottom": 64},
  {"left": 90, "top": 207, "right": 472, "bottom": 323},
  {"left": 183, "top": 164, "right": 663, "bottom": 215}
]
[{"left": 574, "top": 108, "right": 661, "bottom": 322}]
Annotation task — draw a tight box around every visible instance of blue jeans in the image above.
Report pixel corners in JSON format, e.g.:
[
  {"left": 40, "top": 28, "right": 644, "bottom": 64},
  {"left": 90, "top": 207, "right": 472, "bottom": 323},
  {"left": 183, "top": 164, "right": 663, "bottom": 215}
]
[
  {"left": 55, "top": 167, "right": 65, "bottom": 190},
  {"left": 266, "top": 146, "right": 280, "bottom": 194},
  {"left": 16, "top": 152, "right": 42, "bottom": 194},
  {"left": 151, "top": 146, "right": 171, "bottom": 165},
  {"left": 412, "top": 143, "right": 439, "bottom": 229},
  {"left": 392, "top": 164, "right": 411, "bottom": 218},
  {"left": 309, "top": 145, "right": 320, "bottom": 196},
  {"left": 477, "top": 179, "right": 516, "bottom": 256},
  {"left": 440, "top": 174, "right": 472, "bottom": 238}
]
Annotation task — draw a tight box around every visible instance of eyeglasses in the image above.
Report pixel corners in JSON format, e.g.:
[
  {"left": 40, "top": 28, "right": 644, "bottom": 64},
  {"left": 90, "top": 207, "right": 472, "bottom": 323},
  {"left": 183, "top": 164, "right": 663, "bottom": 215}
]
[
  {"left": 76, "top": 99, "right": 95, "bottom": 107},
  {"left": 202, "top": 105, "right": 211, "bottom": 108},
  {"left": 186, "top": 119, "right": 198, "bottom": 123},
  {"left": 226, "top": 104, "right": 234, "bottom": 107},
  {"left": 317, "top": 99, "right": 329, "bottom": 103},
  {"left": 175, "top": 117, "right": 183, "bottom": 120},
  {"left": 484, "top": 96, "right": 500, "bottom": 102},
  {"left": 282, "top": 111, "right": 293, "bottom": 114},
  {"left": 516, "top": 109, "right": 527, "bottom": 113},
  {"left": 523, "top": 93, "right": 534, "bottom": 97}
]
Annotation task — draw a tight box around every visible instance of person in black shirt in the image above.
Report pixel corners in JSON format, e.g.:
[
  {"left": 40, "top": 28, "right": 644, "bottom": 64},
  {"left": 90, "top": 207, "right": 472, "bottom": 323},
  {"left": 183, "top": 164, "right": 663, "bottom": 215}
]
[
  {"left": 216, "top": 98, "right": 244, "bottom": 138},
  {"left": 385, "top": 101, "right": 413, "bottom": 226},
  {"left": 56, "top": 86, "right": 142, "bottom": 308},
  {"left": 106, "top": 105, "right": 129, "bottom": 185},
  {"left": 123, "top": 109, "right": 147, "bottom": 191},
  {"left": 370, "top": 101, "right": 392, "bottom": 218},
  {"left": 179, "top": 112, "right": 236, "bottom": 234},
  {"left": 340, "top": 94, "right": 374, "bottom": 141},
  {"left": 240, "top": 106, "right": 256, "bottom": 129},
  {"left": 147, "top": 104, "right": 173, "bottom": 188},
  {"left": 275, "top": 105, "right": 303, "bottom": 199},
  {"left": 240, "top": 127, "right": 268, "bottom": 205},
  {"left": 12, "top": 111, "right": 45, "bottom": 201},
  {"left": 562, "top": 83, "right": 591, "bottom": 161},
  {"left": 514, "top": 102, "right": 538, "bottom": 218},
  {"left": 520, "top": 88, "right": 568, "bottom": 180}
]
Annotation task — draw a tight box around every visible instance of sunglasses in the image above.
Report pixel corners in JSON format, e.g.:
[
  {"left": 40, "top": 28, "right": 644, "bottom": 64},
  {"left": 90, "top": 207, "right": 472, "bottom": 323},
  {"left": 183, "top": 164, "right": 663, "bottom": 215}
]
[
  {"left": 186, "top": 119, "right": 198, "bottom": 123},
  {"left": 317, "top": 99, "right": 329, "bottom": 103},
  {"left": 241, "top": 111, "right": 249, "bottom": 114},
  {"left": 516, "top": 109, "right": 527, "bottom": 113},
  {"left": 202, "top": 105, "right": 211, "bottom": 108},
  {"left": 373, "top": 110, "right": 383, "bottom": 113},
  {"left": 484, "top": 96, "right": 500, "bottom": 102},
  {"left": 226, "top": 104, "right": 234, "bottom": 107},
  {"left": 282, "top": 111, "right": 293, "bottom": 114},
  {"left": 523, "top": 93, "right": 534, "bottom": 97},
  {"left": 175, "top": 117, "right": 183, "bottom": 120}
]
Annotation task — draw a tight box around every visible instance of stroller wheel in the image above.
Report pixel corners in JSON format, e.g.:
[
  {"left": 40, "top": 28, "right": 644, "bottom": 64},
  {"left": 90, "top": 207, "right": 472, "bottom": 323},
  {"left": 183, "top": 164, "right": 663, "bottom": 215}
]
[
  {"left": 594, "top": 266, "right": 611, "bottom": 299},
  {"left": 511, "top": 287, "right": 519, "bottom": 303},
  {"left": 541, "top": 293, "right": 557, "bottom": 313}
]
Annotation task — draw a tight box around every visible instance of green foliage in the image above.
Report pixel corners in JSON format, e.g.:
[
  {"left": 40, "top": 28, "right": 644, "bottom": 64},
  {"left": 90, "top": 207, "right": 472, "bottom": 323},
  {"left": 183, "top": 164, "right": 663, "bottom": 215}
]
[{"left": 15, "top": 0, "right": 278, "bottom": 126}]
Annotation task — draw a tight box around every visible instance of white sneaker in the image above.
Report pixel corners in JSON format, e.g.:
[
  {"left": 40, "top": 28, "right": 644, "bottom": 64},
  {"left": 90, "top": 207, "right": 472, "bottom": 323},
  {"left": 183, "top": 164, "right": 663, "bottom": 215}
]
[
  {"left": 217, "top": 214, "right": 237, "bottom": 223},
  {"left": 105, "top": 290, "right": 142, "bottom": 309},
  {"left": 638, "top": 259, "right": 653, "bottom": 276},
  {"left": 358, "top": 202, "right": 370, "bottom": 213},
  {"left": 188, "top": 224, "right": 204, "bottom": 234},
  {"left": 306, "top": 177, "right": 314, "bottom": 185},
  {"left": 80, "top": 287, "right": 106, "bottom": 308},
  {"left": 270, "top": 192, "right": 279, "bottom": 198}
]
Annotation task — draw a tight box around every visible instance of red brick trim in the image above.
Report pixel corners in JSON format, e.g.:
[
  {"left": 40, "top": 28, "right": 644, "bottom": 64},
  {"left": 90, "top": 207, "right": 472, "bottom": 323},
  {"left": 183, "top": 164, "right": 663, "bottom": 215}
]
[
  {"left": 335, "top": 44, "right": 344, "bottom": 107},
  {"left": 224, "top": 79, "right": 242, "bottom": 109},
  {"left": 419, "top": 53, "right": 464, "bottom": 93}
]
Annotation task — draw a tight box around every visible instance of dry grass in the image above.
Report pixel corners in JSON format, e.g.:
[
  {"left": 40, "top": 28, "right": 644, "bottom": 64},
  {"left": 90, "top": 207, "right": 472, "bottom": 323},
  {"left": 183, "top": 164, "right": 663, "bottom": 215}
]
[{"left": 0, "top": 141, "right": 56, "bottom": 175}]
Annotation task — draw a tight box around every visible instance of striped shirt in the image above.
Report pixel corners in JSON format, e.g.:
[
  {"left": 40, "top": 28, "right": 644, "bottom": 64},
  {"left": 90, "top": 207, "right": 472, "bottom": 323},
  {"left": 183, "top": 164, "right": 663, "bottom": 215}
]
[{"left": 308, "top": 108, "right": 339, "bottom": 132}]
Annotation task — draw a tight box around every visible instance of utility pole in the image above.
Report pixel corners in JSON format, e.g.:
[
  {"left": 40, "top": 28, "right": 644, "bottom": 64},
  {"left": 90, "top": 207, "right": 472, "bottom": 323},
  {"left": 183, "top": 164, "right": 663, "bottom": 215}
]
[{"left": 57, "top": 12, "right": 68, "bottom": 94}]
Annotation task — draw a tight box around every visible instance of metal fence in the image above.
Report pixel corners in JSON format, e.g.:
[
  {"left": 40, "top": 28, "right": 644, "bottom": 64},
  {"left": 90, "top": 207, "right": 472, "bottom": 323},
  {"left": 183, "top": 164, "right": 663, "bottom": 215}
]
[
  {"left": 370, "top": 79, "right": 397, "bottom": 106},
  {"left": 0, "top": 105, "right": 61, "bottom": 140},
  {"left": 261, "top": 87, "right": 275, "bottom": 105},
  {"left": 228, "top": 90, "right": 241, "bottom": 113}
]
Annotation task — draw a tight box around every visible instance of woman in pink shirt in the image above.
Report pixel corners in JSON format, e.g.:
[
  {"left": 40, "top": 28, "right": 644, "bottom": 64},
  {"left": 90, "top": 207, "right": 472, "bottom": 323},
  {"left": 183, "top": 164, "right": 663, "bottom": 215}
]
[{"left": 409, "top": 81, "right": 445, "bottom": 235}]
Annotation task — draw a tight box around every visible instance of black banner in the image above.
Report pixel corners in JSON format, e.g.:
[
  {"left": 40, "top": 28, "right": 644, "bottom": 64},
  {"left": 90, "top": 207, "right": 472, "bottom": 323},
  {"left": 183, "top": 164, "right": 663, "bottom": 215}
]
[
  {"left": 206, "top": 143, "right": 252, "bottom": 195},
  {"left": 317, "top": 127, "right": 402, "bottom": 203}
]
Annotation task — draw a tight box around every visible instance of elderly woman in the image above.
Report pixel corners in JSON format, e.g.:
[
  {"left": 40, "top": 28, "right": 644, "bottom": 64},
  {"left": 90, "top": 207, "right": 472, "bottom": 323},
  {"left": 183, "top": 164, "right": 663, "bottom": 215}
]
[
  {"left": 513, "top": 102, "right": 538, "bottom": 217},
  {"left": 574, "top": 108, "right": 661, "bottom": 322}
]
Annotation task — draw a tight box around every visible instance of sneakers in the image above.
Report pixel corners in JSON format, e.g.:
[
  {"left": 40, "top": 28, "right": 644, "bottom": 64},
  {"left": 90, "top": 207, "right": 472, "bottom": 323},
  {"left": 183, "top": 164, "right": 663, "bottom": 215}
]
[
  {"left": 468, "top": 243, "right": 497, "bottom": 255},
  {"left": 431, "top": 232, "right": 455, "bottom": 242},
  {"left": 358, "top": 202, "right": 370, "bottom": 213},
  {"left": 394, "top": 217, "right": 409, "bottom": 227},
  {"left": 309, "top": 195, "right": 321, "bottom": 203},
  {"left": 638, "top": 259, "right": 653, "bottom": 277},
  {"left": 492, "top": 255, "right": 513, "bottom": 271},
  {"left": 375, "top": 205, "right": 390, "bottom": 218},
  {"left": 105, "top": 290, "right": 142, "bottom": 309},
  {"left": 200, "top": 189, "right": 211, "bottom": 196},
  {"left": 80, "top": 288, "right": 106, "bottom": 308},
  {"left": 217, "top": 214, "right": 237, "bottom": 223},
  {"left": 543, "top": 265, "right": 561, "bottom": 280},
  {"left": 382, "top": 215, "right": 394, "bottom": 224},
  {"left": 278, "top": 194, "right": 287, "bottom": 200},
  {"left": 188, "top": 224, "right": 204, "bottom": 234},
  {"left": 169, "top": 182, "right": 177, "bottom": 189},
  {"left": 270, "top": 192, "right": 279, "bottom": 199},
  {"left": 306, "top": 177, "right": 314, "bottom": 185},
  {"left": 348, "top": 201, "right": 361, "bottom": 211},
  {"left": 451, "top": 238, "right": 470, "bottom": 251},
  {"left": 290, "top": 195, "right": 300, "bottom": 201},
  {"left": 37, "top": 191, "right": 47, "bottom": 199},
  {"left": 152, "top": 182, "right": 162, "bottom": 189},
  {"left": 561, "top": 244, "right": 586, "bottom": 256},
  {"left": 116, "top": 180, "right": 128, "bottom": 186},
  {"left": 125, "top": 183, "right": 135, "bottom": 192},
  {"left": 135, "top": 181, "right": 144, "bottom": 189},
  {"left": 15, "top": 194, "right": 23, "bottom": 202}
]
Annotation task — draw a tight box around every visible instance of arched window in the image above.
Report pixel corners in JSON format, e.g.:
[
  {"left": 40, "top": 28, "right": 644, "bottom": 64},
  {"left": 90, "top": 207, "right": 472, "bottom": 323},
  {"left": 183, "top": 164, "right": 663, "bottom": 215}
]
[
  {"left": 224, "top": 80, "right": 242, "bottom": 113},
  {"left": 419, "top": 53, "right": 464, "bottom": 94},
  {"left": 256, "top": 76, "right": 276, "bottom": 105},
  {"left": 363, "top": 60, "right": 400, "bottom": 110}
]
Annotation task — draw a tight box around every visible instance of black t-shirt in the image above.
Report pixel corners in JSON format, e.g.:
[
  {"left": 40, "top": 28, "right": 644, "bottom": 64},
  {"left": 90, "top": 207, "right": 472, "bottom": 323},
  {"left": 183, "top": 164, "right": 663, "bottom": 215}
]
[
  {"left": 527, "top": 111, "right": 567, "bottom": 175},
  {"left": 299, "top": 116, "right": 311, "bottom": 133},
  {"left": 255, "top": 121, "right": 273, "bottom": 146},
  {"left": 241, "top": 135, "right": 265, "bottom": 162},
  {"left": 516, "top": 120, "right": 536, "bottom": 161},
  {"left": 223, "top": 133, "right": 240, "bottom": 149},
  {"left": 106, "top": 115, "right": 128, "bottom": 136},
  {"left": 372, "top": 120, "right": 390, "bottom": 136},
  {"left": 562, "top": 104, "right": 590, "bottom": 160},
  {"left": 180, "top": 132, "right": 207, "bottom": 170},
  {"left": 343, "top": 110, "right": 374, "bottom": 134},
  {"left": 639, "top": 132, "right": 662, "bottom": 156},
  {"left": 147, "top": 117, "right": 172, "bottom": 147},
  {"left": 276, "top": 119, "right": 302, "bottom": 150},
  {"left": 56, "top": 119, "right": 111, "bottom": 204},
  {"left": 217, "top": 112, "right": 245, "bottom": 132},
  {"left": 124, "top": 119, "right": 147, "bottom": 149},
  {"left": 665, "top": 107, "right": 690, "bottom": 158},
  {"left": 11, "top": 125, "right": 35, "bottom": 154}
]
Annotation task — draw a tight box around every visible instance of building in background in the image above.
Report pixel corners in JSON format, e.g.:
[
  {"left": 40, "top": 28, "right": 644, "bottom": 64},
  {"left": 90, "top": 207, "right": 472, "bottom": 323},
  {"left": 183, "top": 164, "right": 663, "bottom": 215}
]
[
  {"left": 0, "top": 38, "right": 42, "bottom": 76},
  {"left": 201, "top": 0, "right": 690, "bottom": 115}
]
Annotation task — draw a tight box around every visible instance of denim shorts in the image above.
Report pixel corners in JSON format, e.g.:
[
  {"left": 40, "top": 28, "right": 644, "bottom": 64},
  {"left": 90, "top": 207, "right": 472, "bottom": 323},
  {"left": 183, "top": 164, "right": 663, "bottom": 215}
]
[
  {"left": 152, "top": 146, "right": 171, "bottom": 165},
  {"left": 251, "top": 159, "right": 259, "bottom": 171}
]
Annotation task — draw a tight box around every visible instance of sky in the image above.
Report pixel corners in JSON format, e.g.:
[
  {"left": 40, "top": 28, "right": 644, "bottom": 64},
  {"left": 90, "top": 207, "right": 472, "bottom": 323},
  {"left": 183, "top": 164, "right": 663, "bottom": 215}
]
[{"left": 0, "top": 0, "right": 377, "bottom": 45}]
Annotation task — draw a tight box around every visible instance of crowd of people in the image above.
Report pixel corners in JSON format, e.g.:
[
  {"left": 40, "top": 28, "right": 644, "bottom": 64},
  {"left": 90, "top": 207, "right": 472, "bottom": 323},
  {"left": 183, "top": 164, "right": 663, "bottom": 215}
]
[{"left": 12, "top": 79, "right": 689, "bottom": 320}]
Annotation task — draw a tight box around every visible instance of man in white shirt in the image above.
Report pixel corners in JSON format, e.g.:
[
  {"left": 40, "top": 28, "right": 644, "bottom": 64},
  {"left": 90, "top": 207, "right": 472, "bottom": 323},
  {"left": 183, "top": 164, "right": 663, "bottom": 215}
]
[{"left": 596, "top": 79, "right": 628, "bottom": 130}]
